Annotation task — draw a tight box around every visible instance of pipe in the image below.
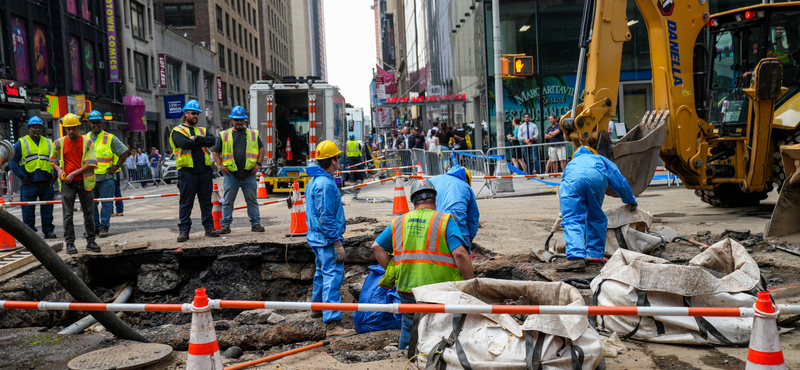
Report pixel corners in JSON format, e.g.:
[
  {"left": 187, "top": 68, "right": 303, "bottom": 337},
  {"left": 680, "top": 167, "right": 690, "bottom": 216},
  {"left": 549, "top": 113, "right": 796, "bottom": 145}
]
[
  {"left": 58, "top": 286, "right": 134, "bottom": 335},
  {"left": 223, "top": 340, "right": 330, "bottom": 370},
  {"left": 0, "top": 208, "right": 148, "bottom": 342}
]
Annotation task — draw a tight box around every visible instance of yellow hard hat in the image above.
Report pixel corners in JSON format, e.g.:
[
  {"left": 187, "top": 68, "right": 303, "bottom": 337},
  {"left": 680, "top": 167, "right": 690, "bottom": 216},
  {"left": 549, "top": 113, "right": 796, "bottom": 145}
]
[
  {"left": 464, "top": 167, "right": 472, "bottom": 185},
  {"left": 61, "top": 113, "right": 81, "bottom": 127},
  {"left": 316, "top": 140, "right": 341, "bottom": 160}
]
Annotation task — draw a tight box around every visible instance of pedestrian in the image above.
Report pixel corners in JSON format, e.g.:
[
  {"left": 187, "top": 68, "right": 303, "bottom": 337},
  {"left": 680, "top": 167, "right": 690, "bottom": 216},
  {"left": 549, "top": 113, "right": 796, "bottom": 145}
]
[
  {"left": 427, "top": 122, "right": 439, "bottom": 139},
  {"left": 544, "top": 115, "right": 568, "bottom": 173},
  {"left": 148, "top": 147, "right": 161, "bottom": 185},
  {"left": 49, "top": 113, "right": 101, "bottom": 255},
  {"left": 124, "top": 149, "right": 136, "bottom": 182},
  {"left": 410, "top": 127, "right": 426, "bottom": 150},
  {"left": 517, "top": 113, "right": 540, "bottom": 174},
  {"left": 345, "top": 133, "right": 364, "bottom": 183},
  {"left": 452, "top": 122, "right": 467, "bottom": 150},
  {"left": 7, "top": 116, "right": 57, "bottom": 239},
  {"left": 210, "top": 105, "right": 266, "bottom": 234},
  {"left": 507, "top": 117, "right": 522, "bottom": 170},
  {"left": 429, "top": 164, "right": 480, "bottom": 247},
  {"left": 426, "top": 127, "right": 440, "bottom": 153},
  {"left": 304, "top": 140, "right": 356, "bottom": 337},
  {"left": 557, "top": 146, "right": 637, "bottom": 271},
  {"left": 85, "top": 110, "right": 130, "bottom": 238},
  {"left": 169, "top": 99, "right": 220, "bottom": 242},
  {"left": 438, "top": 122, "right": 452, "bottom": 150},
  {"left": 134, "top": 148, "right": 149, "bottom": 188},
  {"left": 370, "top": 179, "right": 474, "bottom": 350}
]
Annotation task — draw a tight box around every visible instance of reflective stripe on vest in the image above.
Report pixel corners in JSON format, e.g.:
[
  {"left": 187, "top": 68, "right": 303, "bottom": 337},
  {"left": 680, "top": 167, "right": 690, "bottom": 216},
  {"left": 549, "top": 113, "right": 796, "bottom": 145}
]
[
  {"left": 19, "top": 135, "right": 53, "bottom": 174},
  {"left": 347, "top": 140, "right": 362, "bottom": 157},
  {"left": 85, "top": 131, "right": 119, "bottom": 175},
  {"left": 220, "top": 128, "right": 259, "bottom": 172},
  {"left": 169, "top": 124, "right": 212, "bottom": 170}
]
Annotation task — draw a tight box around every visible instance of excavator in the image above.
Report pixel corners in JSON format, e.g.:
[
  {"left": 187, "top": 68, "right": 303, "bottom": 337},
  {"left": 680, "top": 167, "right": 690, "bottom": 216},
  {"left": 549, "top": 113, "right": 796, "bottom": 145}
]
[{"left": 560, "top": 0, "right": 800, "bottom": 237}]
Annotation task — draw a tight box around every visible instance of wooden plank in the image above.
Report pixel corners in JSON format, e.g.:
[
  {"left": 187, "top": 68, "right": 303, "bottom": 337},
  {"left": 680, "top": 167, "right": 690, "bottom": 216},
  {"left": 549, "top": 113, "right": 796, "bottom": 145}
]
[
  {"left": 0, "top": 254, "right": 36, "bottom": 275},
  {"left": 120, "top": 241, "right": 150, "bottom": 251}
]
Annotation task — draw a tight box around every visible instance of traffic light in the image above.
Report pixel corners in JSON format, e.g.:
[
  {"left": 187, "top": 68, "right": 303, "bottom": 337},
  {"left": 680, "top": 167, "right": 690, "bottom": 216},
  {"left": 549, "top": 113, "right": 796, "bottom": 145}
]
[{"left": 513, "top": 56, "right": 533, "bottom": 76}]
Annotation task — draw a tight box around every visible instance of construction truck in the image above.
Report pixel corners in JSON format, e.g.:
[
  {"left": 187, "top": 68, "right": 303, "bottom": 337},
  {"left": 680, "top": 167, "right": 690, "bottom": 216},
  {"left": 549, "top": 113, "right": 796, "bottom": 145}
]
[
  {"left": 560, "top": 0, "right": 800, "bottom": 237},
  {"left": 250, "top": 76, "right": 347, "bottom": 193}
]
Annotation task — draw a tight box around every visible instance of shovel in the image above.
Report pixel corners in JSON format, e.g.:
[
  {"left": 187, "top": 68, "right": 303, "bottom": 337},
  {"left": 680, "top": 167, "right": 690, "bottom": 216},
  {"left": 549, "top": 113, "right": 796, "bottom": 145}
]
[{"left": 534, "top": 248, "right": 608, "bottom": 264}]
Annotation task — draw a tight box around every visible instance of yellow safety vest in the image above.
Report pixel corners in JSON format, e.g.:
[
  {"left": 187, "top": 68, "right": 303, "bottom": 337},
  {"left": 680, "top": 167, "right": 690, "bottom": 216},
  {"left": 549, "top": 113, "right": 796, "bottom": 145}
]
[
  {"left": 19, "top": 135, "right": 53, "bottom": 174},
  {"left": 50, "top": 136, "right": 97, "bottom": 191},
  {"left": 768, "top": 50, "right": 791, "bottom": 64},
  {"left": 220, "top": 128, "right": 259, "bottom": 172},
  {"left": 169, "top": 124, "right": 212, "bottom": 170},
  {"left": 85, "top": 130, "right": 120, "bottom": 175},
  {"left": 347, "top": 140, "right": 362, "bottom": 157}
]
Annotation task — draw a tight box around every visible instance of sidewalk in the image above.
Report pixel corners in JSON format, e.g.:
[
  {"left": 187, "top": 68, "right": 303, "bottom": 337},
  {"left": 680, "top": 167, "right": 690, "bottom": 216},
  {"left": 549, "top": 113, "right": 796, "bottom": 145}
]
[{"left": 350, "top": 174, "right": 561, "bottom": 201}]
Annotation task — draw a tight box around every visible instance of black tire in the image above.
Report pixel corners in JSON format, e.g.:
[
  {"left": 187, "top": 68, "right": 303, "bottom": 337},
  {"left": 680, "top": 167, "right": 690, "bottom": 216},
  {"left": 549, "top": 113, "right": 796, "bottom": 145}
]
[
  {"left": 165, "top": 179, "right": 172, "bottom": 184},
  {"left": 772, "top": 129, "right": 800, "bottom": 190},
  {"left": 694, "top": 183, "right": 769, "bottom": 207}
]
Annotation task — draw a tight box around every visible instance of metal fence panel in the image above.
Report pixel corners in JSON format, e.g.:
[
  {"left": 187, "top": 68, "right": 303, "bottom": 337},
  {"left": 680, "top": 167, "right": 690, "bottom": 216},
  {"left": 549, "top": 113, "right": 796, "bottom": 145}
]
[{"left": 121, "top": 161, "right": 168, "bottom": 189}]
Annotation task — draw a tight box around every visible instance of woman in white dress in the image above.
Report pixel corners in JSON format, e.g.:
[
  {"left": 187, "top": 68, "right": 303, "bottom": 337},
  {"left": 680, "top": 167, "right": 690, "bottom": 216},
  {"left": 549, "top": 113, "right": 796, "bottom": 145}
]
[{"left": 427, "top": 131, "right": 440, "bottom": 153}]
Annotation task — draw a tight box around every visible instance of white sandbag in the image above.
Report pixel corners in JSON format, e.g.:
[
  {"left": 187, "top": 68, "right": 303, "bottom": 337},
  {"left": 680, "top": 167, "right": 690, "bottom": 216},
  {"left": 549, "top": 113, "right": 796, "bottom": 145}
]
[
  {"left": 410, "top": 278, "right": 605, "bottom": 370},
  {"left": 589, "top": 239, "right": 764, "bottom": 345}
]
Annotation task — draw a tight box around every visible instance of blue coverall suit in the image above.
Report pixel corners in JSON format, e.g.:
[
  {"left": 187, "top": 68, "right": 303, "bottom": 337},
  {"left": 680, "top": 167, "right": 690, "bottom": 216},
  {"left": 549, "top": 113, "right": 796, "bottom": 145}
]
[
  {"left": 305, "top": 163, "right": 346, "bottom": 323},
  {"left": 429, "top": 165, "right": 480, "bottom": 248},
  {"left": 559, "top": 147, "right": 636, "bottom": 259}
]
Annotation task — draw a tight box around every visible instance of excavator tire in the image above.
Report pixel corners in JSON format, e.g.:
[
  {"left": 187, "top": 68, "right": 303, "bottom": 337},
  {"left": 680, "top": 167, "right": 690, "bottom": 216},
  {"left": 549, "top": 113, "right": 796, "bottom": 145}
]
[
  {"left": 694, "top": 184, "right": 769, "bottom": 207},
  {"left": 772, "top": 131, "right": 800, "bottom": 190}
]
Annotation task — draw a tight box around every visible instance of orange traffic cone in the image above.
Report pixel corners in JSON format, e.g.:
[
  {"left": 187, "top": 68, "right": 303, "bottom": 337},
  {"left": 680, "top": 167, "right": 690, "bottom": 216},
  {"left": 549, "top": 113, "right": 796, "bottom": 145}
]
[
  {"left": 211, "top": 184, "right": 222, "bottom": 231},
  {"left": 0, "top": 198, "right": 15, "bottom": 249},
  {"left": 746, "top": 291, "right": 785, "bottom": 369},
  {"left": 417, "top": 162, "right": 424, "bottom": 178},
  {"left": 286, "top": 137, "right": 294, "bottom": 161},
  {"left": 392, "top": 171, "right": 410, "bottom": 215},
  {"left": 257, "top": 173, "right": 269, "bottom": 199},
  {"left": 186, "top": 288, "right": 223, "bottom": 370},
  {"left": 286, "top": 181, "right": 308, "bottom": 237}
]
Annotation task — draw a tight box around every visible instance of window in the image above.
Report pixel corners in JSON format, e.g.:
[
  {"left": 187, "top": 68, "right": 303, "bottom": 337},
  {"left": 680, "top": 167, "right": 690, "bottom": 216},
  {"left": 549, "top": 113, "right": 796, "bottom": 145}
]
[
  {"left": 256, "top": 67, "right": 259, "bottom": 80},
  {"left": 254, "top": 37, "right": 258, "bottom": 57},
  {"left": 244, "top": 30, "right": 248, "bottom": 52},
  {"left": 246, "top": 60, "right": 250, "bottom": 81},
  {"left": 240, "top": 55, "right": 244, "bottom": 79},
  {"left": 219, "top": 44, "right": 225, "bottom": 70},
  {"left": 252, "top": 9, "right": 257, "bottom": 29},
  {"left": 221, "top": 81, "right": 227, "bottom": 103},
  {"left": 239, "top": 25, "right": 242, "bottom": 47},
  {"left": 166, "top": 61, "right": 180, "bottom": 92},
  {"left": 232, "top": 20, "right": 237, "bottom": 43},
  {"left": 249, "top": 34, "right": 253, "bottom": 54},
  {"left": 237, "top": 0, "right": 241, "bottom": 14},
  {"left": 134, "top": 52, "right": 148, "bottom": 89},
  {"left": 187, "top": 69, "right": 198, "bottom": 96},
  {"left": 216, "top": 5, "right": 223, "bottom": 32},
  {"left": 226, "top": 13, "right": 230, "bottom": 36},
  {"left": 131, "top": 1, "right": 145, "bottom": 38},
  {"left": 229, "top": 85, "right": 234, "bottom": 105},
  {"left": 164, "top": 4, "right": 194, "bottom": 27},
  {"left": 228, "top": 49, "right": 232, "bottom": 74},
  {"left": 234, "top": 52, "right": 239, "bottom": 76},
  {"left": 236, "top": 87, "right": 241, "bottom": 105},
  {"left": 247, "top": 3, "right": 250, "bottom": 23},
  {"left": 204, "top": 75, "right": 213, "bottom": 100}
]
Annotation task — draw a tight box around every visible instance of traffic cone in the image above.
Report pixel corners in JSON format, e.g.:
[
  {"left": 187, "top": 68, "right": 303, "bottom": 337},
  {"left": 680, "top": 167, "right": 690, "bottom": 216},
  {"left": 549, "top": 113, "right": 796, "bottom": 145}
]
[
  {"left": 257, "top": 173, "right": 269, "bottom": 199},
  {"left": 286, "top": 181, "right": 308, "bottom": 237},
  {"left": 211, "top": 184, "right": 222, "bottom": 231},
  {"left": 286, "top": 137, "right": 293, "bottom": 161},
  {"left": 186, "top": 288, "right": 223, "bottom": 370},
  {"left": 746, "top": 291, "right": 785, "bottom": 369},
  {"left": 0, "top": 198, "right": 16, "bottom": 249},
  {"left": 392, "top": 171, "right": 410, "bottom": 215},
  {"left": 417, "top": 162, "right": 424, "bottom": 177}
]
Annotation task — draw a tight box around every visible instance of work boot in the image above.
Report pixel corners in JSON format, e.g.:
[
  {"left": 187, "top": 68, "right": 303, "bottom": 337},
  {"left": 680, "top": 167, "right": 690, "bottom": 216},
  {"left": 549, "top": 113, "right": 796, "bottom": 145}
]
[
  {"left": 219, "top": 226, "right": 231, "bottom": 234},
  {"left": 251, "top": 224, "right": 265, "bottom": 232},
  {"left": 205, "top": 229, "right": 220, "bottom": 237},
  {"left": 326, "top": 322, "right": 356, "bottom": 337},
  {"left": 116, "top": 213, "right": 124, "bottom": 217},
  {"left": 177, "top": 232, "right": 190, "bottom": 242},
  {"left": 66, "top": 243, "right": 78, "bottom": 255},
  {"left": 310, "top": 310, "right": 323, "bottom": 318},
  {"left": 43, "top": 231, "right": 57, "bottom": 239},
  {"left": 555, "top": 258, "right": 586, "bottom": 272},
  {"left": 86, "top": 241, "right": 101, "bottom": 253},
  {"left": 98, "top": 226, "right": 109, "bottom": 238}
]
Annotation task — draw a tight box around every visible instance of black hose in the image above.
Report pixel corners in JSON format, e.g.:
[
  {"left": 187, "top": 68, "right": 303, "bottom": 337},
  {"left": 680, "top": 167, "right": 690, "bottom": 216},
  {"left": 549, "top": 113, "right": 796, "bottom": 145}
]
[{"left": 0, "top": 208, "right": 148, "bottom": 342}]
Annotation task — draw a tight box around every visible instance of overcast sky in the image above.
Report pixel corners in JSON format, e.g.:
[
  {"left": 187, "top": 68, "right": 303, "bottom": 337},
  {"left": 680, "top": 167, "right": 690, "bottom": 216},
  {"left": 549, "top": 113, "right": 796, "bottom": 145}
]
[{"left": 323, "top": 0, "right": 377, "bottom": 116}]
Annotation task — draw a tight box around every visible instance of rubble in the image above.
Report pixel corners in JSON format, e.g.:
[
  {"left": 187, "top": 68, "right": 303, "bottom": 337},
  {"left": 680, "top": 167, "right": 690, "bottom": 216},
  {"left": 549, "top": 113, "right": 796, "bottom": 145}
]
[
  {"left": 137, "top": 263, "right": 182, "bottom": 293},
  {"left": 234, "top": 309, "right": 275, "bottom": 324}
]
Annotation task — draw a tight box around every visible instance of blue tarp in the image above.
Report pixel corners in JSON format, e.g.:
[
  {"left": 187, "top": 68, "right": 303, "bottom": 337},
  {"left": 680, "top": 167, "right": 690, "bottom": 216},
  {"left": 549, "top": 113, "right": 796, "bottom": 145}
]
[{"left": 353, "top": 265, "right": 402, "bottom": 334}]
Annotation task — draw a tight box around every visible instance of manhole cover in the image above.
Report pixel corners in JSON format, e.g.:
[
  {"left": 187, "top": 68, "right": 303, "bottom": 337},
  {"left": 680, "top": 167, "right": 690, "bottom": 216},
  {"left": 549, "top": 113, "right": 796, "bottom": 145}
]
[{"left": 67, "top": 343, "right": 173, "bottom": 370}]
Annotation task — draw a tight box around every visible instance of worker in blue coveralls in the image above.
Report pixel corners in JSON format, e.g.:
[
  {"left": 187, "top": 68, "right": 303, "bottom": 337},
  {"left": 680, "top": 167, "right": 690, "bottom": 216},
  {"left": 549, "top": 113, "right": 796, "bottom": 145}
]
[
  {"left": 557, "top": 146, "right": 637, "bottom": 272},
  {"left": 305, "top": 140, "right": 356, "bottom": 337},
  {"left": 429, "top": 164, "right": 480, "bottom": 247}
]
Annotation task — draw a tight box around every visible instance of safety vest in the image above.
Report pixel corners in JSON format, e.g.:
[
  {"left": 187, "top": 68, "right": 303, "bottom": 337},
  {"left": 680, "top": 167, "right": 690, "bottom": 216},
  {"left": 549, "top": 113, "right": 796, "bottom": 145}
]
[
  {"left": 19, "top": 135, "right": 53, "bottom": 174},
  {"left": 347, "top": 140, "right": 362, "bottom": 157},
  {"left": 220, "top": 128, "right": 259, "bottom": 172},
  {"left": 169, "top": 124, "right": 212, "bottom": 170},
  {"left": 768, "top": 50, "right": 791, "bottom": 64},
  {"left": 390, "top": 207, "right": 464, "bottom": 293},
  {"left": 50, "top": 136, "right": 96, "bottom": 191},
  {"left": 85, "top": 130, "right": 120, "bottom": 175}
]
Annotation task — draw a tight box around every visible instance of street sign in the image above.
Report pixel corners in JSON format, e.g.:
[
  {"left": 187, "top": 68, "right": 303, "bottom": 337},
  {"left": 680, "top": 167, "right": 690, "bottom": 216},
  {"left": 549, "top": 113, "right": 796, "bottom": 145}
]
[{"left": 513, "top": 56, "right": 533, "bottom": 76}]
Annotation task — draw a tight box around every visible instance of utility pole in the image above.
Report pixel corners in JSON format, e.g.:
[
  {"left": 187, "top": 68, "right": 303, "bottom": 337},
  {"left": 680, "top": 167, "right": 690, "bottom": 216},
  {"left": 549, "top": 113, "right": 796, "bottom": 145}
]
[{"left": 491, "top": 0, "right": 513, "bottom": 192}]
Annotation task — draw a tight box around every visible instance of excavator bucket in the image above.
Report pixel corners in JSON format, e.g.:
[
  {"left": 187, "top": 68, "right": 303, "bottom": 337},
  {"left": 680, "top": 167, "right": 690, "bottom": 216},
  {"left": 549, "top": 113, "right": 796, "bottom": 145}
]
[
  {"left": 765, "top": 144, "right": 800, "bottom": 238},
  {"left": 600, "top": 110, "right": 669, "bottom": 197}
]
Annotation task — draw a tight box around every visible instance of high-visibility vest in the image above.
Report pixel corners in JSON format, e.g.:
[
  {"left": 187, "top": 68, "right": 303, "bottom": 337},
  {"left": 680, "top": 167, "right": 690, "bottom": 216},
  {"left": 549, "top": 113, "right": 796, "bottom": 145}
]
[
  {"left": 169, "top": 124, "right": 211, "bottom": 170},
  {"left": 50, "top": 136, "right": 97, "bottom": 191},
  {"left": 85, "top": 130, "right": 120, "bottom": 175},
  {"left": 220, "top": 128, "right": 259, "bottom": 172},
  {"left": 347, "top": 140, "right": 362, "bottom": 157},
  {"left": 768, "top": 50, "right": 790, "bottom": 64},
  {"left": 19, "top": 135, "right": 53, "bottom": 174},
  {"left": 390, "top": 207, "right": 464, "bottom": 293}
]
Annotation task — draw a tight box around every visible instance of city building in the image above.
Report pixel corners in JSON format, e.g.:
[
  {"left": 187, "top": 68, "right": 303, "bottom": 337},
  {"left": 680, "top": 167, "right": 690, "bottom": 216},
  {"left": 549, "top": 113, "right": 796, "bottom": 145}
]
[
  {"left": 290, "top": 0, "right": 327, "bottom": 80},
  {"left": 257, "top": 0, "right": 294, "bottom": 81}
]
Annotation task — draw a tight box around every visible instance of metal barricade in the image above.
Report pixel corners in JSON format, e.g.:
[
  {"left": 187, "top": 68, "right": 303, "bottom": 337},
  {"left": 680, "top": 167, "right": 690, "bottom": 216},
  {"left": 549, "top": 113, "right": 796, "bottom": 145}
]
[
  {"left": 448, "top": 149, "right": 489, "bottom": 177},
  {"left": 486, "top": 141, "right": 576, "bottom": 177},
  {"left": 424, "top": 150, "right": 449, "bottom": 175},
  {"left": 411, "top": 148, "right": 427, "bottom": 174},
  {"left": 121, "top": 161, "right": 167, "bottom": 189},
  {"left": 378, "top": 149, "right": 415, "bottom": 175}
]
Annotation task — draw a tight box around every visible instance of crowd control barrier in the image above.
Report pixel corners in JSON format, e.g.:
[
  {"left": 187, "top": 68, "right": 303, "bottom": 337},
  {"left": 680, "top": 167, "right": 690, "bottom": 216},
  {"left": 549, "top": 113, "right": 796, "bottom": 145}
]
[{"left": 121, "top": 161, "right": 167, "bottom": 189}]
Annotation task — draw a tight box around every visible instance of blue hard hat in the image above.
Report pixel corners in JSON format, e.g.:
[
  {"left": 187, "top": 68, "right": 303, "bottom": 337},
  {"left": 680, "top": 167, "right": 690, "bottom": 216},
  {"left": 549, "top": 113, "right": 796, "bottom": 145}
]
[
  {"left": 349, "top": 134, "right": 355, "bottom": 139},
  {"left": 228, "top": 106, "right": 247, "bottom": 119},
  {"left": 87, "top": 110, "right": 103, "bottom": 121},
  {"left": 27, "top": 116, "right": 44, "bottom": 127},
  {"left": 182, "top": 100, "right": 202, "bottom": 112},
  {"left": 369, "top": 135, "right": 373, "bottom": 139}
]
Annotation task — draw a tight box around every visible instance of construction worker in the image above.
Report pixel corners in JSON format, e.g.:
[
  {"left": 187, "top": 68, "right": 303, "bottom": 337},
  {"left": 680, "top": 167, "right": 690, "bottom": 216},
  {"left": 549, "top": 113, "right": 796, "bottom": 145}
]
[
  {"left": 345, "top": 133, "right": 363, "bottom": 183},
  {"left": 7, "top": 116, "right": 57, "bottom": 239},
  {"left": 85, "top": 110, "right": 129, "bottom": 238},
  {"left": 371, "top": 180, "right": 474, "bottom": 350},
  {"left": 169, "top": 100, "right": 219, "bottom": 242},
  {"left": 557, "top": 146, "right": 637, "bottom": 271},
  {"left": 305, "top": 140, "right": 356, "bottom": 337},
  {"left": 211, "top": 106, "right": 266, "bottom": 234},
  {"left": 429, "top": 164, "right": 479, "bottom": 246},
  {"left": 50, "top": 113, "right": 100, "bottom": 255}
]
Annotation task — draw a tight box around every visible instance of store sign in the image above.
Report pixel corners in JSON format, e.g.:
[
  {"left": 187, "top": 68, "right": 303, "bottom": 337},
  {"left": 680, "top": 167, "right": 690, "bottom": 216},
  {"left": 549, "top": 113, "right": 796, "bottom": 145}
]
[
  {"left": 158, "top": 54, "right": 167, "bottom": 88},
  {"left": 164, "top": 95, "right": 185, "bottom": 119},
  {"left": 4, "top": 82, "right": 25, "bottom": 104},
  {"left": 216, "top": 76, "right": 223, "bottom": 102},
  {"left": 383, "top": 94, "right": 467, "bottom": 104},
  {"left": 106, "top": 0, "right": 119, "bottom": 82}
]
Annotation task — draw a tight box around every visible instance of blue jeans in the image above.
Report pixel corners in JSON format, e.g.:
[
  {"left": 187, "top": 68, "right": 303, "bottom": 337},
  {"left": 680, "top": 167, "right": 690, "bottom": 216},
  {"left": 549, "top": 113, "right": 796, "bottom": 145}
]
[
  {"left": 221, "top": 174, "right": 260, "bottom": 227},
  {"left": 93, "top": 179, "right": 115, "bottom": 229},
  {"left": 114, "top": 172, "right": 123, "bottom": 213},
  {"left": 398, "top": 291, "right": 416, "bottom": 350},
  {"left": 177, "top": 170, "right": 214, "bottom": 233},
  {"left": 311, "top": 244, "right": 344, "bottom": 323},
  {"left": 20, "top": 180, "right": 55, "bottom": 234}
]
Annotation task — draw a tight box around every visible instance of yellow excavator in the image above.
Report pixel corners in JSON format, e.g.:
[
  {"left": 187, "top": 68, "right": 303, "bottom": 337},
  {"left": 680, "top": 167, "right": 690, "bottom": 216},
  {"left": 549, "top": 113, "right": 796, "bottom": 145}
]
[{"left": 561, "top": 0, "right": 800, "bottom": 237}]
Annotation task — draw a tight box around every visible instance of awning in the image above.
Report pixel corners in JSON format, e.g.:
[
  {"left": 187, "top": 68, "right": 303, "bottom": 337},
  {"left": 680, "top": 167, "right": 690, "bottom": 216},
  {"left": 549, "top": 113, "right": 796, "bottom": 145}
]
[{"left": 123, "top": 95, "right": 147, "bottom": 132}]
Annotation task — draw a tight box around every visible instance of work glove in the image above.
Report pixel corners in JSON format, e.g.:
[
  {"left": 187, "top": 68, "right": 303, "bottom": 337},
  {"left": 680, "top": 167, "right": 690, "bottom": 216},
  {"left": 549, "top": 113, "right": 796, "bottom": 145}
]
[
  {"left": 628, "top": 201, "right": 638, "bottom": 212},
  {"left": 334, "top": 242, "right": 346, "bottom": 264}
]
